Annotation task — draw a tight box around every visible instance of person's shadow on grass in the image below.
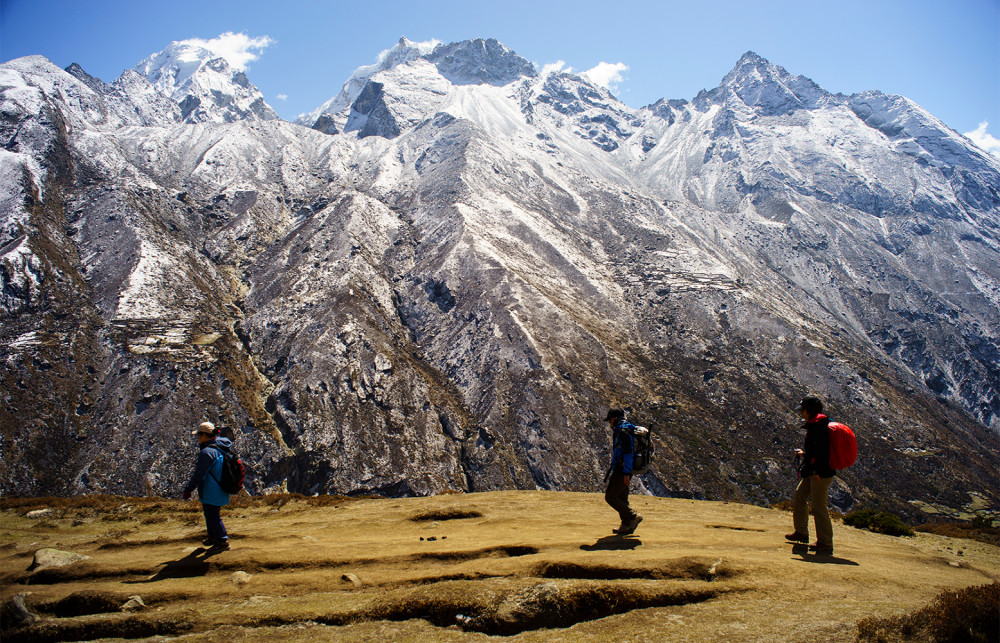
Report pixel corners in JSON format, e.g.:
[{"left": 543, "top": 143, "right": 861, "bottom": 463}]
[
  {"left": 581, "top": 535, "right": 642, "bottom": 551},
  {"left": 790, "top": 543, "right": 859, "bottom": 565},
  {"left": 127, "top": 546, "right": 225, "bottom": 583}
]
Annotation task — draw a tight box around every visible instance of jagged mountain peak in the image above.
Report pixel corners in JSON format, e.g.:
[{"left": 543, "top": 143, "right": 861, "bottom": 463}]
[
  {"left": 134, "top": 40, "right": 278, "bottom": 124},
  {"left": 294, "top": 36, "right": 439, "bottom": 129},
  {"left": 425, "top": 37, "right": 537, "bottom": 86},
  {"left": 64, "top": 62, "right": 109, "bottom": 94},
  {"left": 297, "top": 37, "right": 537, "bottom": 133},
  {"left": 714, "top": 50, "right": 828, "bottom": 114}
]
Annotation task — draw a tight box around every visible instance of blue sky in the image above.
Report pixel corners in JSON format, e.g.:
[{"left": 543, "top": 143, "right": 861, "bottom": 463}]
[{"left": 3, "top": 0, "right": 999, "bottom": 153}]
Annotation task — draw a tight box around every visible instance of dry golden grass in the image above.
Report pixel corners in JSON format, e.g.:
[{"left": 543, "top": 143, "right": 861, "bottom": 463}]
[{"left": 1, "top": 491, "right": 998, "bottom": 642}]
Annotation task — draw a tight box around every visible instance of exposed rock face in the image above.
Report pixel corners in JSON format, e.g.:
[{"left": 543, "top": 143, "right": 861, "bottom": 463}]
[
  {"left": 1, "top": 41, "right": 998, "bottom": 516},
  {"left": 425, "top": 38, "right": 538, "bottom": 86}
]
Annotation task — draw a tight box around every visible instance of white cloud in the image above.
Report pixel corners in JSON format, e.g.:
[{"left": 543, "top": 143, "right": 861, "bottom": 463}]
[
  {"left": 541, "top": 60, "right": 572, "bottom": 76},
  {"left": 177, "top": 32, "right": 274, "bottom": 71},
  {"left": 276, "top": 94, "right": 288, "bottom": 101},
  {"left": 582, "top": 61, "right": 629, "bottom": 93},
  {"left": 965, "top": 121, "right": 1000, "bottom": 158}
]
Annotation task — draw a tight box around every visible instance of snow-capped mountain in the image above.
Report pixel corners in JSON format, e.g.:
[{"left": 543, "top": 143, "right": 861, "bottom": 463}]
[
  {"left": 1, "top": 39, "right": 998, "bottom": 517},
  {"left": 134, "top": 40, "right": 279, "bottom": 123}
]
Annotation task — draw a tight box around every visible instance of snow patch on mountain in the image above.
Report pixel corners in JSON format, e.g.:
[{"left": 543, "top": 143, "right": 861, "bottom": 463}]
[{"left": 114, "top": 239, "right": 190, "bottom": 322}]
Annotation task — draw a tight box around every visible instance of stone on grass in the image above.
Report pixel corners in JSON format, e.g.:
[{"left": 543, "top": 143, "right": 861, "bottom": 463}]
[
  {"left": 342, "top": 573, "right": 364, "bottom": 587},
  {"left": 28, "top": 548, "right": 91, "bottom": 571},
  {"left": 231, "top": 571, "right": 252, "bottom": 585},
  {"left": 120, "top": 595, "right": 146, "bottom": 612},
  {"left": 2, "top": 593, "right": 38, "bottom": 628}
]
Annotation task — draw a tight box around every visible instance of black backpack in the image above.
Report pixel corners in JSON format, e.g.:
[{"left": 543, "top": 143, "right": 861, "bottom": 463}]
[
  {"left": 212, "top": 445, "right": 246, "bottom": 494},
  {"left": 629, "top": 425, "right": 654, "bottom": 475}
]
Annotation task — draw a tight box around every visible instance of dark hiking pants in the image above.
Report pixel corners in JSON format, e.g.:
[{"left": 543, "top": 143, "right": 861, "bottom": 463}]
[
  {"left": 202, "top": 503, "right": 228, "bottom": 542},
  {"left": 605, "top": 472, "right": 637, "bottom": 524}
]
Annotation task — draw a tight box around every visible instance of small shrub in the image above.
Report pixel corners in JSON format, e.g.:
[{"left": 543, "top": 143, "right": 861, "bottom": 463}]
[
  {"left": 844, "top": 509, "right": 914, "bottom": 537},
  {"left": 970, "top": 514, "right": 994, "bottom": 529},
  {"left": 857, "top": 582, "right": 999, "bottom": 642}
]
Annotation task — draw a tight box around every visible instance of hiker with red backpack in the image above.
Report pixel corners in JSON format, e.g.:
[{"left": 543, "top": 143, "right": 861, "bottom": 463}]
[
  {"left": 785, "top": 397, "right": 855, "bottom": 556},
  {"left": 182, "top": 421, "right": 233, "bottom": 552}
]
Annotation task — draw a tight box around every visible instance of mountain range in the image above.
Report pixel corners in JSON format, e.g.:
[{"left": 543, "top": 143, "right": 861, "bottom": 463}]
[{"left": 1, "top": 37, "right": 998, "bottom": 518}]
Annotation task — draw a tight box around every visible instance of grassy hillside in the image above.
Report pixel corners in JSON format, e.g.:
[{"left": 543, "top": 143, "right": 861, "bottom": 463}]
[{"left": 2, "top": 491, "right": 998, "bottom": 641}]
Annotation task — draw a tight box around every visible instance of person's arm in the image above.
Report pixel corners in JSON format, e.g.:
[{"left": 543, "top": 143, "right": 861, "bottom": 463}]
[
  {"left": 184, "top": 448, "right": 216, "bottom": 495},
  {"left": 621, "top": 430, "right": 634, "bottom": 476}
]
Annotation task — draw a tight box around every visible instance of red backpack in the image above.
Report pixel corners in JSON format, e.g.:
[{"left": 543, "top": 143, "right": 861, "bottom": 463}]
[{"left": 828, "top": 422, "right": 857, "bottom": 470}]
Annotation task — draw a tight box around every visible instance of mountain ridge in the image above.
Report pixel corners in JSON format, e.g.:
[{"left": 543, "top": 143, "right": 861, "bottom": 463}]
[{"left": 0, "top": 39, "right": 998, "bottom": 517}]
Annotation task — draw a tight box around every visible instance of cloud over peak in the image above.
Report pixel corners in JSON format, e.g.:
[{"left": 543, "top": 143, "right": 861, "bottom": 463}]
[
  {"left": 965, "top": 121, "right": 1000, "bottom": 158},
  {"left": 582, "top": 61, "right": 629, "bottom": 93},
  {"left": 176, "top": 32, "right": 274, "bottom": 71}
]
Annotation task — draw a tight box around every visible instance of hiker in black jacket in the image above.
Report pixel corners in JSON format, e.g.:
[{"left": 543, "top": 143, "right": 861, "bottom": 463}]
[
  {"left": 785, "top": 397, "right": 835, "bottom": 555},
  {"left": 604, "top": 409, "right": 642, "bottom": 536}
]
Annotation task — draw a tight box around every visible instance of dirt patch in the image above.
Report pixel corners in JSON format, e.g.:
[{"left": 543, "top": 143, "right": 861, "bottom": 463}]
[
  {"left": 3, "top": 614, "right": 192, "bottom": 643},
  {"left": 363, "top": 579, "right": 726, "bottom": 635},
  {"left": 708, "top": 524, "right": 766, "bottom": 532},
  {"left": 534, "top": 557, "right": 733, "bottom": 582},
  {"left": 410, "top": 509, "right": 484, "bottom": 522},
  {"left": 407, "top": 545, "right": 537, "bottom": 563},
  {"left": 41, "top": 590, "right": 127, "bottom": 617}
]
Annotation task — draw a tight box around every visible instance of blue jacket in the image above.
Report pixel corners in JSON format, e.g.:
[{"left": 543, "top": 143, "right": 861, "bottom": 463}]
[
  {"left": 612, "top": 420, "right": 635, "bottom": 475},
  {"left": 184, "top": 437, "right": 233, "bottom": 507}
]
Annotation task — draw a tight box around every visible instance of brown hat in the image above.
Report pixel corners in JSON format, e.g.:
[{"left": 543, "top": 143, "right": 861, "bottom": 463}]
[{"left": 192, "top": 421, "right": 216, "bottom": 436}]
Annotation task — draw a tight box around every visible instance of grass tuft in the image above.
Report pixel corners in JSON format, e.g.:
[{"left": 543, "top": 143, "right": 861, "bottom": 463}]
[{"left": 857, "top": 582, "right": 999, "bottom": 642}]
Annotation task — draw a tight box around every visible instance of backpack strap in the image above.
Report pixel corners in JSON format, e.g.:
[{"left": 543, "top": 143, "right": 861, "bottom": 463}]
[{"left": 206, "top": 448, "right": 225, "bottom": 485}]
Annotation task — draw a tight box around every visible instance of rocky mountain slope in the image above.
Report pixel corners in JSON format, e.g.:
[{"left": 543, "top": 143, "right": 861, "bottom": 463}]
[{"left": 1, "top": 38, "right": 998, "bottom": 516}]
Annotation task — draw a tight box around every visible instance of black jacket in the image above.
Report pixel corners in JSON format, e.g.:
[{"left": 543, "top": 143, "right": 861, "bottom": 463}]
[{"left": 800, "top": 414, "right": 835, "bottom": 478}]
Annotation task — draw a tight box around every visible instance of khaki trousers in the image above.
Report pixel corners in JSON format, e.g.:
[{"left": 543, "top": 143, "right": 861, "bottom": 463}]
[{"left": 793, "top": 475, "right": 834, "bottom": 547}]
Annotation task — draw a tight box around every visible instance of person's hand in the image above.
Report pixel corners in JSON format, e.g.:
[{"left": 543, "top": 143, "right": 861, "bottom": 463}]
[
  {"left": 811, "top": 474, "right": 820, "bottom": 482},
  {"left": 182, "top": 490, "right": 191, "bottom": 501},
  {"left": 794, "top": 449, "right": 804, "bottom": 456},
  {"left": 623, "top": 475, "right": 631, "bottom": 486}
]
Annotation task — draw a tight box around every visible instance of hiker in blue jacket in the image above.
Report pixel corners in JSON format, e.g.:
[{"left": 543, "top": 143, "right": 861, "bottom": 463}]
[
  {"left": 183, "top": 421, "right": 232, "bottom": 551},
  {"left": 604, "top": 409, "right": 643, "bottom": 535}
]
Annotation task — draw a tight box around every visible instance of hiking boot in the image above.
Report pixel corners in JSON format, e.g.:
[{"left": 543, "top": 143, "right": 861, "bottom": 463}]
[
  {"left": 785, "top": 532, "right": 809, "bottom": 543},
  {"left": 619, "top": 515, "right": 643, "bottom": 536},
  {"left": 809, "top": 543, "right": 834, "bottom": 556},
  {"left": 207, "top": 539, "right": 230, "bottom": 552}
]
